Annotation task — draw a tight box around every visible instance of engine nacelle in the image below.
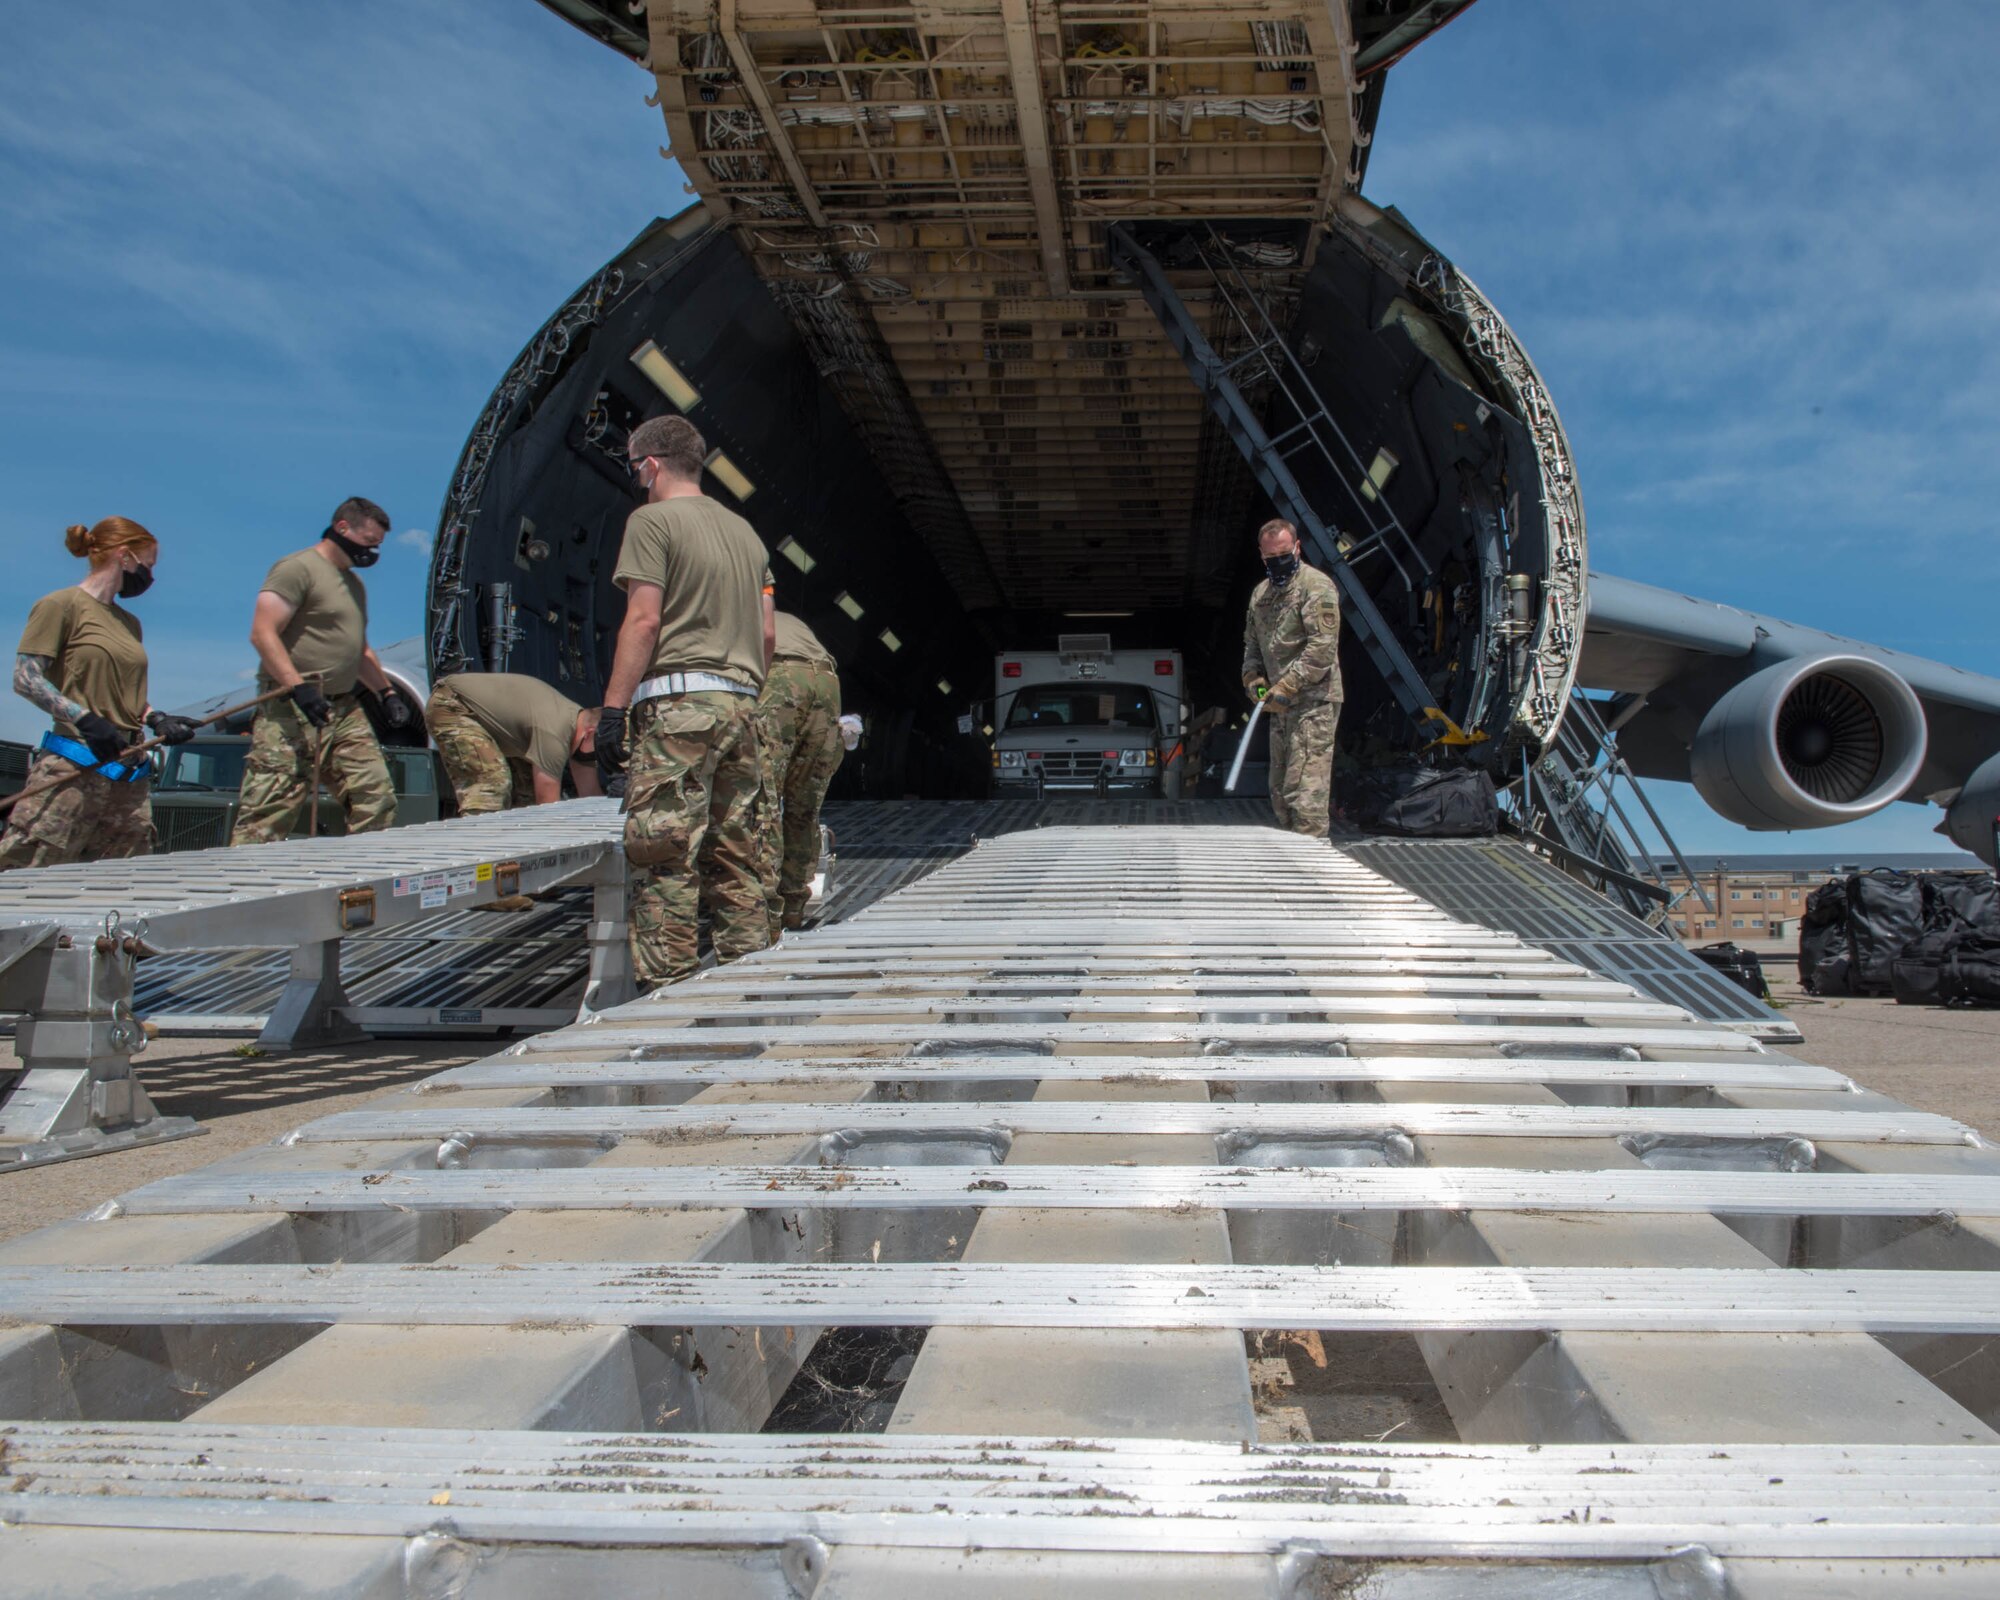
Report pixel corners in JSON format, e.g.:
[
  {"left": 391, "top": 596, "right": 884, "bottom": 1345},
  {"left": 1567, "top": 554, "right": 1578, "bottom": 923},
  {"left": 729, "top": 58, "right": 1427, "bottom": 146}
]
[
  {"left": 1944, "top": 751, "right": 2000, "bottom": 866},
  {"left": 1690, "top": 654, "right": 1927, "bottom": 830}
]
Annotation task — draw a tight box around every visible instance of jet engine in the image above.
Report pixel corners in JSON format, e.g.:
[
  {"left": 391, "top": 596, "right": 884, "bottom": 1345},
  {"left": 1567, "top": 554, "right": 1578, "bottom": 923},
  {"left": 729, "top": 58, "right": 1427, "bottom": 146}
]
[{"left": 1689, "top": 654, "right": 1928, "bottom": 830}]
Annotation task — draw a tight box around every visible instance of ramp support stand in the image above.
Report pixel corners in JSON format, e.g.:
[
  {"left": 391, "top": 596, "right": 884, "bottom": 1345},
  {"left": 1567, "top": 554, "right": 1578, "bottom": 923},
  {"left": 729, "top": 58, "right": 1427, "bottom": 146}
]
[
  {"left": 579, "top": 855, "right": 636, "bottom": 1018},
  {"left": 0, "top": 917, "right": 202, "bottom": 1170},
  {"left": 258, "top": 939, "right": 367, "bottom": 1052}
]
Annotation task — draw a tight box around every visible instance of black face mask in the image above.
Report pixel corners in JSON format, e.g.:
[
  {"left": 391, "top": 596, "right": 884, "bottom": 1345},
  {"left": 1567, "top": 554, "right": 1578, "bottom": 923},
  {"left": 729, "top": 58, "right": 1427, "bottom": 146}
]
[
  {"left": 325, "top": 525, "right": 381, "bottom": 568},
  {"left": 118, "top": 563, "right": 155, "bottom": 599},
  {"left": 1263, "top": 550, "right": 1301, "bottom": 587}
]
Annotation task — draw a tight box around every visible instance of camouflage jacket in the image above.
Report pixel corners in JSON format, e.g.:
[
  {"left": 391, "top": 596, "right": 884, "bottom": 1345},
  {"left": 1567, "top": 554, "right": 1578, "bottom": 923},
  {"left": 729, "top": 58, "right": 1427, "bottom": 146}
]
[{"left": 1242, "top": 561, "right": 1343, "bottom": 706}]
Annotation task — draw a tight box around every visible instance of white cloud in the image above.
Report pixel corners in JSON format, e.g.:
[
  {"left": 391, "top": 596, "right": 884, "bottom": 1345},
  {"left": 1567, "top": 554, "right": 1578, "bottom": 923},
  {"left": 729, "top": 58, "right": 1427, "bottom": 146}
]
[{"left": 398, "top": 528, "right": 433, "bottom": 558}]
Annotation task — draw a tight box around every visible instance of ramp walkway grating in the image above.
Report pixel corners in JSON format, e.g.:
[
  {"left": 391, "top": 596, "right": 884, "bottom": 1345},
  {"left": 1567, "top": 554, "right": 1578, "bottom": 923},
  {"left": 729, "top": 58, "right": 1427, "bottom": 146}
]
[{"left": 1, "top": 822, "right": 1993, "bottom": 1594}]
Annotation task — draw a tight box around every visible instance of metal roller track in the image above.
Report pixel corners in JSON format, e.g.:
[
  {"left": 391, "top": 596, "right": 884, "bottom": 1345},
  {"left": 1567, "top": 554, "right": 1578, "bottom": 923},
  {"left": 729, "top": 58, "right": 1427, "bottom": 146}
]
[
  {"left": 108, "top": 1164, "right": 2000, "bottom": 1218},
  {"left": 7, "top": 1427, "right": 2000, "bottom": 1561},
  {"left": 7, "top": 1262, "right": 2000, "bottom": 1333},
  {"left": 609, "top": 994, "right": 1691, "bottom": 1023},
  {"left": 705, "top": 952, "right": 1585, "bottom": 976},
  {"left": 531, "top": 1021, "right": 1761, "bottom": 1054},
  {"left": 689, "top": 973, "right": 1630, "bottom": 998},
  {"left": 431, "top": 1051, "right": 1849, "bottom": 1091},
  {"left": 290, "top": 1100, "right": 1977, "bottom": 1146}
]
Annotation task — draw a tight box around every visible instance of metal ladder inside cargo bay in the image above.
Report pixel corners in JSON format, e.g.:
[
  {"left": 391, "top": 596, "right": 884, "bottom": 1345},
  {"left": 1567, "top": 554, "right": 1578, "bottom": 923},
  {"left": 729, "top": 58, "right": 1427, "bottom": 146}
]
[
  {"left": 1108, "top": 223, "right": 1446, "bottom": 734},
  {"left": 1111, "top": 224, "right": 1707, "bottom": 925}
]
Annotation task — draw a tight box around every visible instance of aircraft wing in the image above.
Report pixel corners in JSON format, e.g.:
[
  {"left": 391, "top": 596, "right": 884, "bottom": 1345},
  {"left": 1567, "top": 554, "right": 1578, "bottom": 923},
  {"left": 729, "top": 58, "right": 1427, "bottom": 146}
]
[{"left": 1581, "top": 573, "right": 2000, "bottom": 859}]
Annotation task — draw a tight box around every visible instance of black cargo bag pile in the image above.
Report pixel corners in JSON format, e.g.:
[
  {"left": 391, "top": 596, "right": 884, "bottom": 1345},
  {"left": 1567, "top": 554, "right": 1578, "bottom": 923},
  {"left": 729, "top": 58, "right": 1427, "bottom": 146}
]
[
  {"left": 1800, "top": 867, "right": 2000, "bottom": 1005},
  {"left": 1345, "top": 763, "right": 1498, "bottom": 839}
]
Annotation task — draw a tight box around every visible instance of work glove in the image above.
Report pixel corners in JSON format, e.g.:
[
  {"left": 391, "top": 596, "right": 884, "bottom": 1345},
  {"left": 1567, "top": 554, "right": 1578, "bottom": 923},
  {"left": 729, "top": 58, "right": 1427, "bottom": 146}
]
[
  {"left": 378, "top": 686, "right": 415, "bottom": 730},
  {"left": 372, "top": 684, "right": 415, "bottom": 731},
  {"left": 73, "top": 711, "right": 129, "bottom": 765},
  {"left": 144, "top": 710, "right": 199, "bottom": 746},
  {"left": 595, "top": 706, "right": 629, "bottom": 788},
  {"left": 1265, "top": 679, "right": 1299, "bottom": 714},
  {"left": 289, "top": 681, "right": 334, "bottom": 728},
  {"left": 1244, "top": 674, "right": 1268, "bottom": 703}
]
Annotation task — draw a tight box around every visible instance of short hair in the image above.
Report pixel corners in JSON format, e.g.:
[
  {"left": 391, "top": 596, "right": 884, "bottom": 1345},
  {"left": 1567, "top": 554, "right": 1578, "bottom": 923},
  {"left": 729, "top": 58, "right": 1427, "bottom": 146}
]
[
  {"left": 1258, "top": 518, "right": 1296, "bottom": 542},
  {"left": 333, "top": 496, "right": 390, "bottom": 533},
  {"left": 627, "top": 415, "right": 707, "bottom": 480}
]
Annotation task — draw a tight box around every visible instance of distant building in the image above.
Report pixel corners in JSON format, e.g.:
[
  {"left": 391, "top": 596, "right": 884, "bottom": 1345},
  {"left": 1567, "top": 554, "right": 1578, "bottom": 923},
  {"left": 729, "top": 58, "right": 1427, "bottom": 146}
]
[{"left": 1651, "top": 852, "right": 1986, "bottom": 944}]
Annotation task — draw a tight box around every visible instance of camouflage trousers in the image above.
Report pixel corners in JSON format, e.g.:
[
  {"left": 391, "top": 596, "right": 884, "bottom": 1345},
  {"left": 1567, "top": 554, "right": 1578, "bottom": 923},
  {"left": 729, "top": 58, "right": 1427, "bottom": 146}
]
[
  {"left": 1268, "top": 700, "right": 1340, "bottom": 838},
  {"left": 0, "top": 753, "right": 152, "bottom": 872},
  {"left": 752, "top": 660, "right": 844, "bottom": 936},
  {"left": 427, "top": 685, "right": 534, "bottom": 814},
  {"left": 623, "top": 689, "right": 768, "bottom": 987},
  {"left": 230, "top": 695, "right": 397, "bottom": 846}
]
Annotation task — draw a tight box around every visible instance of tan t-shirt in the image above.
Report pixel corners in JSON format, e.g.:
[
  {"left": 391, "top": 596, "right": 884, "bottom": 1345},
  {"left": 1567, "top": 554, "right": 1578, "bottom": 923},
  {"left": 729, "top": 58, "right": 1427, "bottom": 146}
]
[
  {"left": 612, "top": 496, "right": 774, "bottom": 689},
  {"left": 17, "top": 587, "right": 149, "bottom": 737},
  {"left": 772, "top": 612, "right": 835, "bottom": 670},
  {"left": 259, "top": 549, "right": 368, "bottom": 694},
  {"left": 438, "top": 673, "right": 584, "bottom": 779}
]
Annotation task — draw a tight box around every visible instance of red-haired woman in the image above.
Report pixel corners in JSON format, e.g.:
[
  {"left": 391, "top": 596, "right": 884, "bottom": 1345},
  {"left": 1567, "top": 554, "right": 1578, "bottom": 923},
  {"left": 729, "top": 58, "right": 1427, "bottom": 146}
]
[{"left": 0, "top": 518, "right": 197, "bottom": 870}]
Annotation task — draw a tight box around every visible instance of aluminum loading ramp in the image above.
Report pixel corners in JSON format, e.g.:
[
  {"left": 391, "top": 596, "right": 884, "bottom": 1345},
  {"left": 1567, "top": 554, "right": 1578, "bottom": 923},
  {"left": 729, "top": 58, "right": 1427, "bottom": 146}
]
[
  {"left": 0, "top": 800, "right": 632, "bottom": 1166},
  {"left": 114, "top": 800, "right": 1784, "bottom": 1064},
  {"left": 5, "top": 826, "right": 2000, "bottom": 1595}
]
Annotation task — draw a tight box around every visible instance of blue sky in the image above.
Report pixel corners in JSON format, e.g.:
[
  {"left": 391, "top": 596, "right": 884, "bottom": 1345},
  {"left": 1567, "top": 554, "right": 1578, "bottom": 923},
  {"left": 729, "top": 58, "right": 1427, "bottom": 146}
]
[{"left": 2, "top": 2, "right": 1993, "bottom": 856}]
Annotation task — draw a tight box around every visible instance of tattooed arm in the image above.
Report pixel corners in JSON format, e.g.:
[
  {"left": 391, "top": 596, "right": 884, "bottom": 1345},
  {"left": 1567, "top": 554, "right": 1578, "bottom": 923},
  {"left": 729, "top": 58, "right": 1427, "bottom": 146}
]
[{"left": 14, "top": 653, "right": 86, "bottom": 726}]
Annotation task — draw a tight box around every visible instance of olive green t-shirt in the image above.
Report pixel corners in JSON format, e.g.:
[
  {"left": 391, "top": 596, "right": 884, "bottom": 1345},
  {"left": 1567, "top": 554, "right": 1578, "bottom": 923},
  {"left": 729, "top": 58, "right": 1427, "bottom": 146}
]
[
  {"left": 259, "top": 549, "right": 368, "bottom": 694},
  {"left": 438, "top": 673, "right": 585, "bottom": 779},
  {"left": 773, "top": 611, "right": 835, "bottom": 670},
  {"left": 17, "top": 587, "right": 149, "bottom": 738},
  {"left": 612, "top": 496, "right": 774, "bottom": 690}
]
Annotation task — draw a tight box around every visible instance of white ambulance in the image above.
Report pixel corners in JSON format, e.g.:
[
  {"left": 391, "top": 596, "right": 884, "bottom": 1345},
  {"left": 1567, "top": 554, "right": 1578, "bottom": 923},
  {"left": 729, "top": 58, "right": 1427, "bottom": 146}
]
[{"left": 990, "top": 635, "right": 1187, "bottom": 799}]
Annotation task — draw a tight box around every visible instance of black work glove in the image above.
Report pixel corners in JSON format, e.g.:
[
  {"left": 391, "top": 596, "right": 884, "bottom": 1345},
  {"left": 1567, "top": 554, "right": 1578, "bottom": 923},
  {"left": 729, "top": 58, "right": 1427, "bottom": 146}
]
[
  {"left": 290, "top": 681, "right": 334, "bottom": 728},
  {"left": 594, "top": 706, "right": 628, "bottom": 788},
  {"left": 74, "top": 711, "right": 129, "bottom": 765},
  {"left": 375, "top": 685, "right": 415, "bottom": 730},
  {"left": 145, "top": 710, "right": 199, "bottom": 746}
]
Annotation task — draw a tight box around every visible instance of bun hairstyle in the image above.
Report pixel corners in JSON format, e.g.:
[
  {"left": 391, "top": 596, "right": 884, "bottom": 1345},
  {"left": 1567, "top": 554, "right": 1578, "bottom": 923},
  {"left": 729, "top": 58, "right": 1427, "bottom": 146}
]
[{"left": 64, "top": 516, "right": 157, "bottom": 565}]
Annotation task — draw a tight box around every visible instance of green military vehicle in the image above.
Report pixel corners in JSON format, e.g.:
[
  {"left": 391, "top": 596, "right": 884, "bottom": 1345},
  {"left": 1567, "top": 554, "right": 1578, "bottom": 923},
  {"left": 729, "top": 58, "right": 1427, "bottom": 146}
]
[{"left": 150, "top": 735, "right": 447, "bottom": 853}]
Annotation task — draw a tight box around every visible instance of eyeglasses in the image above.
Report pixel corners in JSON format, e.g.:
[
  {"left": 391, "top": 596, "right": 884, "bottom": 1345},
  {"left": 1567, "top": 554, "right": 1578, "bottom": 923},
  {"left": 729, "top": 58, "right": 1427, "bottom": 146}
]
[{"left": 625, "top": 456, "right": 648, "bottom": 477}]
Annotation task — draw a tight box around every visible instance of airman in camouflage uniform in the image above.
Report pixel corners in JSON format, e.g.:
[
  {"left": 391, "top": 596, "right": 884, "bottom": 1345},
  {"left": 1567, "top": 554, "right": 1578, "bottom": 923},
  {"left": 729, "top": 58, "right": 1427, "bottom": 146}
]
[
  {"left": 231, "top": 497, "right": 414, "bottom": 846},
  {"left": 1241, "top": 517, "right": 1342, "bottom": 837},
  {"left": 596, "top": 416, "right": 775, "bottom": 989},
  {"left": 426, "top": 672, "right": 598, "bottom": 814},
  {"left": 753, "top": 613, "right": 844, "bottom": 938},
  {"left": 1, "top": 515, "right": 194, "bottom": 872}
]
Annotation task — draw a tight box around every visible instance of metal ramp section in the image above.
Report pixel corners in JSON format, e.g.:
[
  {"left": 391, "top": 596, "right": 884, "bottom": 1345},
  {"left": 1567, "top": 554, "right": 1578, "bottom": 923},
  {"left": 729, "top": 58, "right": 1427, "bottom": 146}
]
[
  {"left": 0, "top": 799, "right": 630, "bottom": 1167},
  {"left": 119, "top": 799, "right": 1269, "bottom": 1040},
  {"left": 4, "top": 824, "right": 1999, "bottom": 1594},
  {"left": 1347, "top": 834, "right": 1801, "bottom": 1043},
  {"left": 129, "top": 889, "right": 595, "bottom": 1035},
  {"left": 819, "top": 796, "right": 1273, "bottom": 919}
]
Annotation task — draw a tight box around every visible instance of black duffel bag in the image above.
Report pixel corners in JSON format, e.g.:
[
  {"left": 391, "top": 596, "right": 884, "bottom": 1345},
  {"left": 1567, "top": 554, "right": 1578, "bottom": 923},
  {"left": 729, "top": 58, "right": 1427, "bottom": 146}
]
[
  {"left": 1925, "top": 871, "right": 2000, "bottom": 936},
  {"left": 1844, "top": 869, "right": 1925, "bottom": 994},
  {"left": 1362, "top": 766, "right": 1498, "bottom": 839},
  {"left": 1940, "top": 931, "right": 2000, "bottom": 1007},
  {"left": 1891, "top": 925, "right": 1962, "bottom": 1006},
  {"left": 1798, "top": 878, "right": 1850, "bottom": 994},
  {"left": 1690, "top": 941, "right": 1767, "bottom": 1000}
]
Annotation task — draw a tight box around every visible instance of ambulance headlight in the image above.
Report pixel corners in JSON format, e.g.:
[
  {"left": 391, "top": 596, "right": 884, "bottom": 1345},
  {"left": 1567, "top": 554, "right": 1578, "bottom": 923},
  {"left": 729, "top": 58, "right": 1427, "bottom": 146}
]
[{"left": 998, "top": 750, "right": 1024, "bottom": 769}]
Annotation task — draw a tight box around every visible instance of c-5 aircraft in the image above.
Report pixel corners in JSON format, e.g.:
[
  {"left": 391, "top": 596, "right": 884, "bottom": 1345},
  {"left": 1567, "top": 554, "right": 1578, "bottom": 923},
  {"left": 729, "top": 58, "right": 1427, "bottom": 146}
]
[{"left": 435, "top": 1, "right": 2000, "bottom": 862}]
